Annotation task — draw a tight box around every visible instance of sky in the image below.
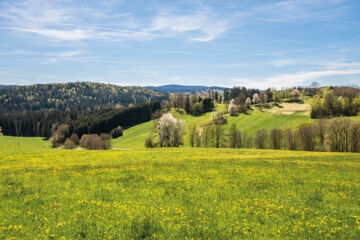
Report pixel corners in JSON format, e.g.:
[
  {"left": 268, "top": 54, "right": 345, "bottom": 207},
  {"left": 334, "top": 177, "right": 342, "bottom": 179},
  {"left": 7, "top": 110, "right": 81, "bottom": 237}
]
[{"left": 0, "top": 0, "right": 359, "bottom": 89}]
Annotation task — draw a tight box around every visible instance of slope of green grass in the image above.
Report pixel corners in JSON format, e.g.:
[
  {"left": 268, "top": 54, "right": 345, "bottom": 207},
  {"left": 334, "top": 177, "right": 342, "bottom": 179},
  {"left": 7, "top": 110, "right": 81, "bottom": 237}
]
[
  {"left": 113, "top": 104, "right": 312, "bottom": 148},
  {"left": 1, "top": 136, "right": 360, "bottom": 239}
]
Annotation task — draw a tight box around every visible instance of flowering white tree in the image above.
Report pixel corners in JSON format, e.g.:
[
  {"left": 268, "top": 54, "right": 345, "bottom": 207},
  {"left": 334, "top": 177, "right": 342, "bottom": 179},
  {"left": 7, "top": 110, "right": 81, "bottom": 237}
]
[
  {"left": 252, "top": 93, "right": 260, "bottom": 104},
  {"left": 245, "top": 97, "right": 252, "bottom": 107},
  {"left": 158, "top": 113, "right": 185, "bottom": 147},
  {"left": 228, "top": 99, "right": 236, "bottom": 116},
  {"left": 290, "top": 89, "right": 301, "bottom": 99}
]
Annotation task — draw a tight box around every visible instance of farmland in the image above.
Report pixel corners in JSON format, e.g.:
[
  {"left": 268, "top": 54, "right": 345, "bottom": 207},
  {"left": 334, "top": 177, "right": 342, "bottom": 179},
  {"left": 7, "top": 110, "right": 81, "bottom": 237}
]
[{"left": 1, "top": 136, "right": 360, "bottom": 239}]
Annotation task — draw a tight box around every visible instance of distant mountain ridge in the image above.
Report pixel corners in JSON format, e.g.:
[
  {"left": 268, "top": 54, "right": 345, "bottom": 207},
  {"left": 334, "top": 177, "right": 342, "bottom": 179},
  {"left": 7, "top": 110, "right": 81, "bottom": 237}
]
[{"left": 145, "top": 84, "right": 224, "bottom": 93}]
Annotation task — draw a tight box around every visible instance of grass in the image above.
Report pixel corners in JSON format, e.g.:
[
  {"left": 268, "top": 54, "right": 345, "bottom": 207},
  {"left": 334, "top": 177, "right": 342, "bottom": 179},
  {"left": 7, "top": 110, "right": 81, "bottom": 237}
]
[
  {"left": 1, "top": 136, "right": 360, "bottom": 239},
  {"left": 113, "top": 103, "right": 312, "bottom": 148}
]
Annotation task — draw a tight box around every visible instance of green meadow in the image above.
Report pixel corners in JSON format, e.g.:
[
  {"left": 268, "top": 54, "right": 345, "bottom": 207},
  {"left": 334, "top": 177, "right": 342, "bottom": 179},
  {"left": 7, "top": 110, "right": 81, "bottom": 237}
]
[
  {"left": 1, "top": 136, "right": 360, "bottom": 239},
  {"left": 113, "top": 103, "right": 312, "bottom": 149}
]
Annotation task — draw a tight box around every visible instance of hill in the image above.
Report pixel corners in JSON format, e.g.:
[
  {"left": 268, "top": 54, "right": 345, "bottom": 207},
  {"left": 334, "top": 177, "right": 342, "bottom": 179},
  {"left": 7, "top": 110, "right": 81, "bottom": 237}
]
[
  {"left": 0, "top": 82, "right": 167, "bottom": 112},
  {"left": 145, "top": 84, "right": 224, "bottom": 93},
  {"left": 0, "top": 85, "right": 16, "bottom": 89},
  {"left": 1, "top": 136, "right": 360, "bottom": 239},
  {"left": 113, "top": 103, "right": 312, "bottom": 149}
]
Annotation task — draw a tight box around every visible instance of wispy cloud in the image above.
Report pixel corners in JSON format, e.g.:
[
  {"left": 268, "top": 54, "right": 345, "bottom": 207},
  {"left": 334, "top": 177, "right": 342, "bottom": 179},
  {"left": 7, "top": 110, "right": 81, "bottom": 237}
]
[
  {"left": 149, "top": 11, "right": 227, "bottom": 42},
  {"left": 237, "top": 0, "right": 348, "bottom": 23},
  {"left": 266, "top": 69, "right": 360, "bottom": 87}
]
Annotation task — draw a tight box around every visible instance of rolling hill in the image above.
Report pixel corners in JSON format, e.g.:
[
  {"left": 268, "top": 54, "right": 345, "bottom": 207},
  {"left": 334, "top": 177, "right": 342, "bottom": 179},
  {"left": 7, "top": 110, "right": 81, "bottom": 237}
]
[
  {"left": 0, "top": 82, "right": 168, "bottom": 112},
  {"left": 113, "top": 103, "right": 313, "bottom": 149}
]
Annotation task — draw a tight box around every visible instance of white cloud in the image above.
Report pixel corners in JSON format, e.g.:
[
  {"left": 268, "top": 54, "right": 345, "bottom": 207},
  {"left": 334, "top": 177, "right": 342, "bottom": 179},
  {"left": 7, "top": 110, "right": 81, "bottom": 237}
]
[
  {"left": 239, "top": 0, "right": 347, "bottom": 23},
  {"left": 150, "top": 11, "right": 227, "bottom": 42},
  {"left": 266, "top": 69, "right": 360, "bottom": 88},
  {"left": 0, "top": 0, "right": 228, "bottom": 42},
  {"left": 11, "top": 27, "right": 91, "bottom": 41}
]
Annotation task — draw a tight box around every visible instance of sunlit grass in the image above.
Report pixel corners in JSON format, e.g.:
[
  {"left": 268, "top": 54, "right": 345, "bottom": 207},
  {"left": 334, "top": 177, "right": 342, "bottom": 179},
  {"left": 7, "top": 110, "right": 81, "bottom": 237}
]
[{"left": 1, "top": 136, "right": 360, "bottom": 239}]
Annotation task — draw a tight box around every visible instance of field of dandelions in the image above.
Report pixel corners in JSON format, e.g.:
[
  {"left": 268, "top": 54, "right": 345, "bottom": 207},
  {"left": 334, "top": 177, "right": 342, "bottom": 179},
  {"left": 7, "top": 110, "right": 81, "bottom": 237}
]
[{"left": 1, "top": 136, "right": 360, "bottom": 239}]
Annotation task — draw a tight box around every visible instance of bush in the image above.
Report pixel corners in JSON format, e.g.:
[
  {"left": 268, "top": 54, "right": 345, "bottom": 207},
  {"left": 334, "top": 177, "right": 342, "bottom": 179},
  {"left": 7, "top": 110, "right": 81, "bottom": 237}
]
[
  {"left": 100, "top": 133, "right": 112, "bottom": 150},
  {"left": 110, "top": 126, "right": 123, "bottom": 139},
  {"left": 64, "top": 138, "right": 76, "bottom": 149},
  {"left": 69, "top": 133, "right": 79, "bottom": 146},
  {"left": 50, "top": 124, "right": 69, "bottom": 148},
  {"left": 80, "top": 134, "right": 103, "bottom": 150},
  {"left": 145, "top": 136, "right": 153, "bottom": 148}
]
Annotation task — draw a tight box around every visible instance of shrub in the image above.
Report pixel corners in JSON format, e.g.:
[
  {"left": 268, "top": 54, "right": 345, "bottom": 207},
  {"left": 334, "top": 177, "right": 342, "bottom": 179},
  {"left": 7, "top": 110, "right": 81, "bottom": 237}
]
[
  {"left": 100, "top": 133, "right": 112, "bottom": 150},
  {"left": 145, "top": 136, "right": 153, "bottom": 148},
  {"left": 290, "top": 89, "right": 301, "bottom": 99},
  {"left": 110, "top": 126, "right": 123, "bottom": 139},
  {"left": 69, "top": 133, "right": 79, "bottom": 146},
  {"left": 64, "top": 138, "right": 76, "bottom": 149},
  {"left": 50, "top": 124, "right": 69, "bottom": 148},
  {"left": 80, "top": 134, "right": 102, "bottom": 150}
]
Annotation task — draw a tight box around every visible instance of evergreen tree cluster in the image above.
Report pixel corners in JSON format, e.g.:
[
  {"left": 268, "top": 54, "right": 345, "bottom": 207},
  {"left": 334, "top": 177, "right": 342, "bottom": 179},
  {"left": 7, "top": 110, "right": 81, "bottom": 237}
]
[
  {"left": 0, "top": 82, "right": 167, "bottom": 112},
  {"left": 0, "top": 102, "right": 161, "bottom": 138}
]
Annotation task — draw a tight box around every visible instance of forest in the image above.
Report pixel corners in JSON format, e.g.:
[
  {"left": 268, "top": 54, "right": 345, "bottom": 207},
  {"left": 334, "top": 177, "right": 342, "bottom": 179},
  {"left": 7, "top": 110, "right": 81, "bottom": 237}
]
[{"left": 0, "top": 82, "right": 167, "bottom": 112}]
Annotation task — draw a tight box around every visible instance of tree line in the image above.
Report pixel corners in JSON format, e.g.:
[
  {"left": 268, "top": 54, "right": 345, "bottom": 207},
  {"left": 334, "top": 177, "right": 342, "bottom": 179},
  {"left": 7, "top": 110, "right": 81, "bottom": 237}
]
[
  {"left": 311, "top": 87, "right": 360, "bottom": 118},
  {"left": 0, "top": 102, "right": 161, "bottom": 139},
  {"left": 147, "top": 112, "right": 360, "bottom": 153}
]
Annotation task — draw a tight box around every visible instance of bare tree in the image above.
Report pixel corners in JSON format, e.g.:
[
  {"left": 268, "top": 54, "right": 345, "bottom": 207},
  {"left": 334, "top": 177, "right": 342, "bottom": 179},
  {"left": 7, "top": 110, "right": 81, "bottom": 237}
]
[
  {"left": 228, "top": 123, "right": 242, "bottom": 148},
  {"left": 260, "top": 92, "right": 268, "bottom": 104},
  {"left": 212, "top": 111, "right": 228, "bottom": 148},
  {"left": 327, "top": 118, "right": 351, "bottom": 152},
  {"left": 188, "top": 122, "right": 197, "bottom": 147},
  {"left": 284, "top": 129, "right": 297, "bottom": 150},
  {"left": 50, "top": 124, "right": 69, "bottom": 148},
  {"left": 80, "top": 134, "right": 102, "bottom": 150},
  {"left": 269, "top": 129, "right": 283, "bottom": 150},
  {"left": 255, "top": 129, "right": 268, "bottom": 149},
  {"left": 350, "top": 120, "right": 360, "bottom": 152},
  {"left": 0, "top": 126, "right": 3, "bottom": 136},
  {"left": 298, "top": 123, "right": 316, "bottom": 151}
]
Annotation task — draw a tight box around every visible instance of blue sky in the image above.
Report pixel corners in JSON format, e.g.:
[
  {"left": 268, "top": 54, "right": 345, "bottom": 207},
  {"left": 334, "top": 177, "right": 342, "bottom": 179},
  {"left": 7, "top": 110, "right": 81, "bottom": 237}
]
[{"left": 0, "top": 0, "right": 359, "bottom": 89}]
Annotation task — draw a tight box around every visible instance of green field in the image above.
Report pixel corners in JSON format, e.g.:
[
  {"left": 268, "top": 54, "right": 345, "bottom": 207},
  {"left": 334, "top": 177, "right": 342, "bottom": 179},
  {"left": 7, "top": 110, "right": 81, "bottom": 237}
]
[
  {"left": 1, "top": 136, "right": 360, "bottom": 239},
  {"left": 113, "top": 104, "right": 312, "bottom": 149}
]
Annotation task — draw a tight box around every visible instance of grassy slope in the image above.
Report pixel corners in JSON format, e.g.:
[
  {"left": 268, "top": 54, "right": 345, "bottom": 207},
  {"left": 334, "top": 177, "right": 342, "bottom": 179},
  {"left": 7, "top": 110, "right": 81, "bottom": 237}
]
[
  {"left": 1, "top": 136, "right": 360, "bottom": 239},
  {"left": 113, "top": 103, "right": 312, "bottom": 148}
]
